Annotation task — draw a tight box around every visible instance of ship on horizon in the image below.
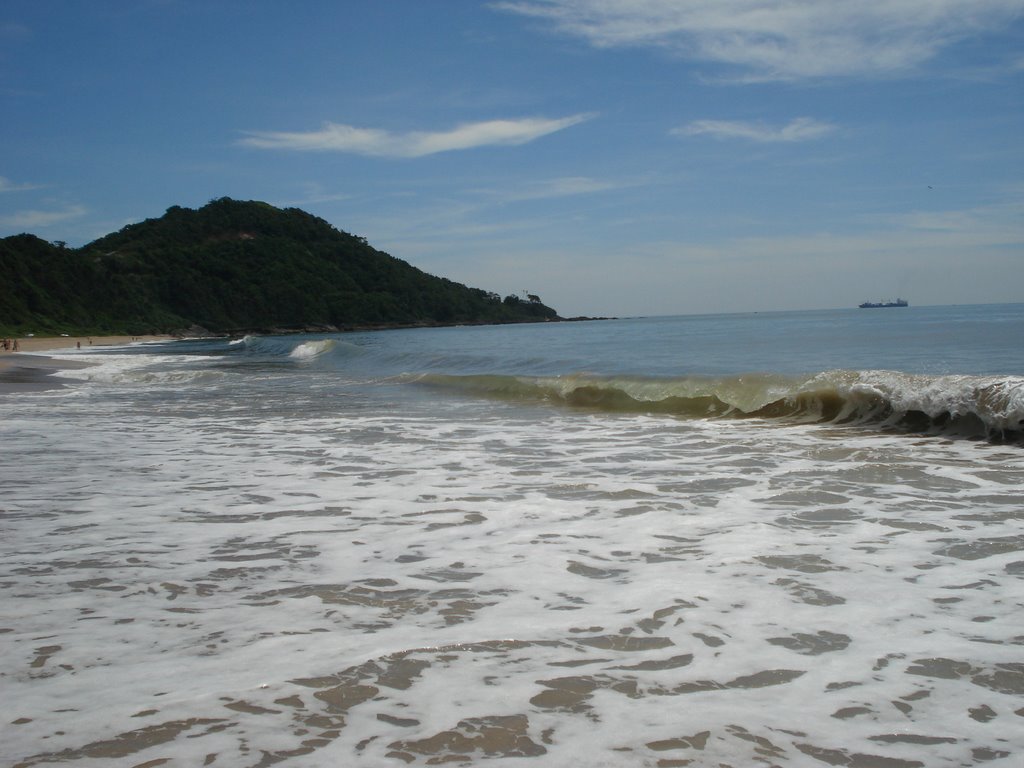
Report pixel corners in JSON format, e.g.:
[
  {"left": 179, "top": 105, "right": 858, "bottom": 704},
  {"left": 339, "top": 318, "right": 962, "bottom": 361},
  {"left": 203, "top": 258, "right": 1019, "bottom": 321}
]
[{"left": 859, "top": 298, "right": 909, "bottom": 308}]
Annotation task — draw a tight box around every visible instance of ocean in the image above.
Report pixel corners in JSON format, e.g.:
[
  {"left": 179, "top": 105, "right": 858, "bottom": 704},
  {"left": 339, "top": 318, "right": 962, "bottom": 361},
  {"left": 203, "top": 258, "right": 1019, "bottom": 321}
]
[{"left": 3, "top": 303, "right": 1023, "bottom": 767}]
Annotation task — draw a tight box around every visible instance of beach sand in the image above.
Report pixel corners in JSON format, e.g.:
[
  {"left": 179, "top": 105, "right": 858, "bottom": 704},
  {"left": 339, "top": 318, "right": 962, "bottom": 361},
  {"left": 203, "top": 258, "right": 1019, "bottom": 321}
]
[
  {"left": 0, "top": 335, "right": 173, "bottom": 393},
  {"left": 1, "top": 334, "right": 173, "bottom": 354}
]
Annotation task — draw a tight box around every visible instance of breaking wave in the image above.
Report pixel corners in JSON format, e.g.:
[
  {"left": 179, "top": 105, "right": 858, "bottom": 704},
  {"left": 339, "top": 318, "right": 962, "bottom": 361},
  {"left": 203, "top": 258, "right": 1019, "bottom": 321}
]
[
  {"left": 289, "top": 339, "right": 339, "bottom": 360},
  {"left": 220, "top": 335, "right": 365, "bottom": 361},
  {"left": 413, "top": 370, "right": 1024, "bottom": 441}
]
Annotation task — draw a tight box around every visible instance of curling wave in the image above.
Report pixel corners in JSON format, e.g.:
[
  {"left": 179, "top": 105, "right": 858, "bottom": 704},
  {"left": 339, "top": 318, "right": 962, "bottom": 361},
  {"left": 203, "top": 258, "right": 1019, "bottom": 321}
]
[
  {"left": 221, "top": 335, "right": 365, "bottom": 362},
  {"left": 413, "top": 370, "right": 1024, "bottom": 441},
  {"left": 289, "top": 339, "right": 339, "bottom": 360}
]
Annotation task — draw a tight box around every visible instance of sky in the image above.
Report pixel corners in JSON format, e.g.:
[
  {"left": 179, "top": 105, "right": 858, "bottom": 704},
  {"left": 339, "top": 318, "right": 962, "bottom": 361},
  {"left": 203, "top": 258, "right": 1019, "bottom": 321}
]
[{"left": 2, "top": 0, "right": 1023, "bottom": 317}]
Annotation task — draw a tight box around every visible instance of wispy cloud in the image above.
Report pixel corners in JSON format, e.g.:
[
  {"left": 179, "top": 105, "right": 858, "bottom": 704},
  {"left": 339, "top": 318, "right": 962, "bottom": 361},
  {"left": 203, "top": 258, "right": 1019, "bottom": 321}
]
[
  {"left": 878, "top": 198, "right": 1024, "bottom": 240},
  {"left": 504, "top": 176, "right": 619, "bottom": 201},
  {"left": 674, "top": 117, "right": 836, "bottom": 142},
  {"left": 0, "top": 176, "right": 41, "bottom": 193},
  {"left": 0, "top": 205, "right": 86, "bottom": 231},
  {"left": 239, "top": 114, "right": 594, "bottom": 157},
  {"left": 278, "top": 182, "right": 355, "bottom": 208},
  {"left": 494, "top": 0, "right": 1024, "bottom": 80}
]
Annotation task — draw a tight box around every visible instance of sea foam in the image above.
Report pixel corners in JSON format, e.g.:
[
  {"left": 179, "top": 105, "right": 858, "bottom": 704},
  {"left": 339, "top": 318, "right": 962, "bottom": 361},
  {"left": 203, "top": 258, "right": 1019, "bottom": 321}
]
[
  {"left": 3, "top": 385, "right": 1022, "bottom": 767},
  {"left": 4, "top": 314, "right": 1023, "bottom": 767}
]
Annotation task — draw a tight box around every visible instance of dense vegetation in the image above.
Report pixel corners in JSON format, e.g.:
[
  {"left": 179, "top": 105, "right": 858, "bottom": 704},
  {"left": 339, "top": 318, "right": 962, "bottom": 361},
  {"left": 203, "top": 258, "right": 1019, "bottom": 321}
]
[{"left": 0, "top": 198, "right": 559, "bottom": 336}]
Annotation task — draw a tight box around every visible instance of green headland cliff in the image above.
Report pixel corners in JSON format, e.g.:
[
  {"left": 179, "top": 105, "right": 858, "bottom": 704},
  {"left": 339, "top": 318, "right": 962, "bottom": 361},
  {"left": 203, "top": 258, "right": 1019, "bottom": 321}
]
[{"left": 0, "top": 197, "right": 559, "bottom": 336}]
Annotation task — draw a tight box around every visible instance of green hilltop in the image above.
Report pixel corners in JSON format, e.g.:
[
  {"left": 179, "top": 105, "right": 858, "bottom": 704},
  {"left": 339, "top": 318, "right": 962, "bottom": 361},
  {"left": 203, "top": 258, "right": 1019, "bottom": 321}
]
[{"left": 0, "top": 197, "right": 559, "bottom": 336}]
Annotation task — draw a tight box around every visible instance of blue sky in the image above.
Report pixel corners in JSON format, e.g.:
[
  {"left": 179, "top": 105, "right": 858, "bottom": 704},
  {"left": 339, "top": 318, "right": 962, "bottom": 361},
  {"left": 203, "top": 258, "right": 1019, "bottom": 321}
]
[{"left": 2, "top": 0, "right": 1022, "bottom": 316}]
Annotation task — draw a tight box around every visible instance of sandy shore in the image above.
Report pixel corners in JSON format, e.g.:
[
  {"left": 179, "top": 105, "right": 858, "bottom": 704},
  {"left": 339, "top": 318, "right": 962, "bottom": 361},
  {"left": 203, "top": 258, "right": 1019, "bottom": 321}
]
[
  {"left": 1, "top": 334, "right": 174, "bottom": 354},
  {"left": 0, "top": 335, "right": 174, "bottom": 393}
]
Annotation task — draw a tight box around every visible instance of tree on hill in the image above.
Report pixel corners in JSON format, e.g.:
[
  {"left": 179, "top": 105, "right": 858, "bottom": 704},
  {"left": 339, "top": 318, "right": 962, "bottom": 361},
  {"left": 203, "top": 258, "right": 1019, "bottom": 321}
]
[{"left": 0, "top": 198, "right": 559, "bottom": 335}]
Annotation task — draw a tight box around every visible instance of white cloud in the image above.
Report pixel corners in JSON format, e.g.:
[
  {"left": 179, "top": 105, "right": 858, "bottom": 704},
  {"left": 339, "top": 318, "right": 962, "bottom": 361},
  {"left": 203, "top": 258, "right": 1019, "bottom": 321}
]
[
  {"left": 675, "top": 117, "right": 836, "bottom": 142},
  {"left": 494, "top": 0, "right": 1024, "bottom": 79},
  {"left": 505, "top": 176, "right": 619, "bottom": 200},
  {"left": 0, "top": 176, "right": 40, "bottom": 193},
  {"left": 0, "top": 205, "right": 86, "bottom": 230},
  {"left": 239, "top": 114, "right": 594, "bottom": 157}
]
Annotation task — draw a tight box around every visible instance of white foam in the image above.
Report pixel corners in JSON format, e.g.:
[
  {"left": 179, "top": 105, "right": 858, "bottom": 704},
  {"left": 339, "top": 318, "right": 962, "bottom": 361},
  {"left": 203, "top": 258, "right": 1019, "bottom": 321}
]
[
  {"left": 2, "top": 359, "right": 1023, "bottom": 766},
  {"left": 831, "top": 369, "right": 1024, "bottom": 431},
  {"left": 289, "top": 338, "right": 337, "bottom": 360}
]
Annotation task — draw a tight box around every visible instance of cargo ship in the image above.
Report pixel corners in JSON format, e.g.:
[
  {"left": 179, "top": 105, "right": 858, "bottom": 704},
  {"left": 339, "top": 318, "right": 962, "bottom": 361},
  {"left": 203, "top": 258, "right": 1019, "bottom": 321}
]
[{"left": 859, "top": 298, "right": 908, "bottom": 308}]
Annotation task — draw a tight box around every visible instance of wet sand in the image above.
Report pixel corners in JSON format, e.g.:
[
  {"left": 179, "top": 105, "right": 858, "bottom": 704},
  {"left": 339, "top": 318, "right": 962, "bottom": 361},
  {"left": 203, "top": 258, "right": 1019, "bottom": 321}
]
[
  {"left": 0, "top": 336, "right": 172, "bottom": 393},
  {"left": 0, "top": 355, "right": 93, "bottom": 393}
]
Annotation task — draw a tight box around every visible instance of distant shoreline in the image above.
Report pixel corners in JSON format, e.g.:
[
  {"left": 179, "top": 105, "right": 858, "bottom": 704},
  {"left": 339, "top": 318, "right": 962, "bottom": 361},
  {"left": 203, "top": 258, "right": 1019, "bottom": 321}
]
[
  {"left": 1, "top": 334, "right": 175, "bottom": 355},
  {"left": 0, "top": 317, "right": 616, "bottom": 353},
  {"left": 0, "top": 324, "right": 619, "bottom": 394},
  {"left": 213, "top": 315, "right": 615, "bottom": 338}
]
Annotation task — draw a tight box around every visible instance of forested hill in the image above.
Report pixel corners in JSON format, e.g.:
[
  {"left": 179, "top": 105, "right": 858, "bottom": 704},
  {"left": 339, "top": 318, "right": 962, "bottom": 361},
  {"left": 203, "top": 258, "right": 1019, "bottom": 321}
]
[{"left": 0, "top": 197, "right": 560, "bottom": 336}]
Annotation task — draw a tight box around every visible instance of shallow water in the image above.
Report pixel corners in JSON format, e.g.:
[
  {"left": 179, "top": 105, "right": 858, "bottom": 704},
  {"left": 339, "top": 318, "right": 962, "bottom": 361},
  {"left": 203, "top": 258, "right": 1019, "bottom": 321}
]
[{"left": 3, "top": 306, "right": 1023, "bottom": 767}]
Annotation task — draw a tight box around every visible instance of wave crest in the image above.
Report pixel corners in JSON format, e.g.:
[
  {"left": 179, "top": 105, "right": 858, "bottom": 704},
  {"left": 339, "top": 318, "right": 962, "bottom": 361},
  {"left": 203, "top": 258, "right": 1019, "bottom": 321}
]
[
  {"left": 223, "top": 335, "right": 364, "bottom": 362},
  {"left": 414, "top": 370, "right": 1024, "bottom": 441},
  {"left": 289, "top": 339, "right": 338, "bottom": 360}
]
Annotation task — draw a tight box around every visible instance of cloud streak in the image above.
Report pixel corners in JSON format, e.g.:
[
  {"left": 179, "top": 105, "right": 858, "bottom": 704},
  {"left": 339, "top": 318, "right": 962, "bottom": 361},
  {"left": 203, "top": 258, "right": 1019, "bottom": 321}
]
[
  {"left": 495, "top": 0, "right": 1024, "bottom": 79},
  {"left": 0, "top": 176, "right": 41, "bottom": 193},
  {"left": 675, "top": 117, "right": 836, "bottom": 142},
  {"left": 503, "top": 176, "right": 620, "bottom": 201},
  {"left": 0, "top": 204, "right": 86, "bottom": 230},
  {"left": 240, "top": 114, "right": 594, "bottom": 157}
]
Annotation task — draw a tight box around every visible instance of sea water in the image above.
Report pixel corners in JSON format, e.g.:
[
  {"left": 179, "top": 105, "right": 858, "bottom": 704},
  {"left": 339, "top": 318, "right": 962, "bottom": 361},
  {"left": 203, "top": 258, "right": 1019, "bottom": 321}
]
[{"left": 2, "top": 304, "right": 1023, "bottom": 767}]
